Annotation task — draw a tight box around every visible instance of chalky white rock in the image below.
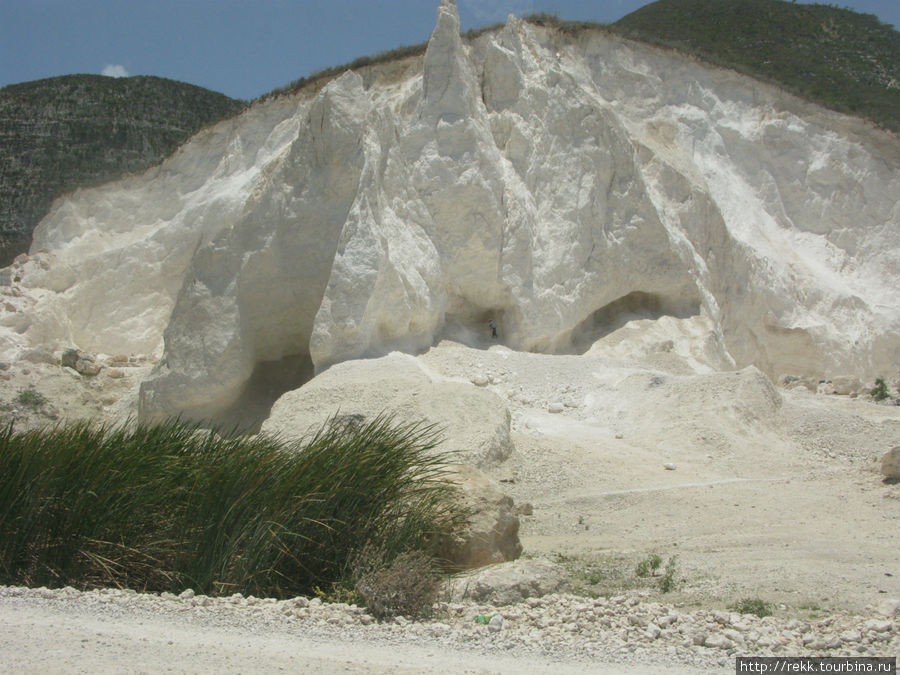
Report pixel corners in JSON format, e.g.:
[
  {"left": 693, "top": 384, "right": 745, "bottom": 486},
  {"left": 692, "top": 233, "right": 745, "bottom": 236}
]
[{"left": 0, "top": 0, "right": 894, "bottom": 424}]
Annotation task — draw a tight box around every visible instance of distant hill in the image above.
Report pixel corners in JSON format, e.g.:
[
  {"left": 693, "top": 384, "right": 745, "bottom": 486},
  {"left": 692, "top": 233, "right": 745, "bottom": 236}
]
[
  {"left": 0, "top": 75, "right": 244, "bottom": 265},
  {"left": 607, "top": 0, "right": 900, "bottom": 131}
]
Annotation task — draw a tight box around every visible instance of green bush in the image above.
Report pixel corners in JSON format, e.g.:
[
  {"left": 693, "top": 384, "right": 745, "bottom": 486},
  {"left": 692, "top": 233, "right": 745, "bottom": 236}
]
[
  {"left": 635, "top": 553, "right": 663, "bottom": 577},
  {"left": 0, "top": 415, "right": 464, "bottom": 598},
  {"left": 635, "top": 553, "right": 679, "bottom": 592},
  {"left": 658, "top": 556, "right": 679, "bottom": 593},
  {"left": 871, "top": 377, "right": 889, "bottom": 401},
  {"left": 731, "top": 597, "right": 773, "bottom": 617},
  {"left": 14, "top": 388, "right": 46, "bottom": 409}
]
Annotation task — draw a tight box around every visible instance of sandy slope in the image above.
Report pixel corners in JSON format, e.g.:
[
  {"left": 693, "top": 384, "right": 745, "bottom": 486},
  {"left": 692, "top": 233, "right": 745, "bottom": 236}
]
[{"left": 417, "top": 338, "right": 900, "bottom": 614}]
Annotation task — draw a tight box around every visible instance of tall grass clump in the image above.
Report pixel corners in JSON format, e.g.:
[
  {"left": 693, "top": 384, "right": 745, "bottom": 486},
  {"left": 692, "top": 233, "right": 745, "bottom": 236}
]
[{"left": 0, "top": 415, "right": 464, "bottom": 599}]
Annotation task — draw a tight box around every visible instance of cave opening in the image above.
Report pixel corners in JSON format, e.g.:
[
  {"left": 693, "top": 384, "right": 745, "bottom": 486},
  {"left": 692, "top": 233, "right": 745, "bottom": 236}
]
[
  {"left": 439, "top": 305, "right": 511, "bottom": 349},
  {"left": 212, "top": 352, "right": 315, "bottom": 435},
  {"left": 567, "top": 291, "right": 700, "bottom": 355}
]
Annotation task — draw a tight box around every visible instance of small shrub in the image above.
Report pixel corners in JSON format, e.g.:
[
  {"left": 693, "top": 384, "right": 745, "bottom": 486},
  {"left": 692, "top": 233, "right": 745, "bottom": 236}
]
[
  {"left": 731, "top": 597, "right": 773, "bottom": 618},
  {"left": 584, "top": 567, "right": 606, "bottom": 584},
  {"left": 635, "top": 553, "right": 663, "bottom": 577},
  {"left": 871, "top": 377, "right": 889, "bottom": 401},
  {"left": 14, "top": 388, "right": 46, "bottom": 408},
  {"left": 658, "top": 556, "right": 679, "bottom": 593},
  {"left": 352, "top": 545, "right": 441, "bottom": 620},
  {"left": 314, "top": 582, "right": 361, "bottom": 606}
]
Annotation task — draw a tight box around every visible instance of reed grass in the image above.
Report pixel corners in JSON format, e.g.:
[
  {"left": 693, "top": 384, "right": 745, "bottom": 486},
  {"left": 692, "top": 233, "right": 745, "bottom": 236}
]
[{"left": 0, "top": 415, "right": 463, "bottom": 599}]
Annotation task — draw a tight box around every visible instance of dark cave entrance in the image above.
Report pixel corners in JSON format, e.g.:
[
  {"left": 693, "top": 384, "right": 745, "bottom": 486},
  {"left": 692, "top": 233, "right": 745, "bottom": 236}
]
[{"left": 212, "top": 352, "right": 315, "bottom": 435}]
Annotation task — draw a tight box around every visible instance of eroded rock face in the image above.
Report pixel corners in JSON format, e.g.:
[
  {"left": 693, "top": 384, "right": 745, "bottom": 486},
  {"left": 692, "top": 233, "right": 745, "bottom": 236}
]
[{"left": 2, "top": 0, "right": 896, "bottom": 423}]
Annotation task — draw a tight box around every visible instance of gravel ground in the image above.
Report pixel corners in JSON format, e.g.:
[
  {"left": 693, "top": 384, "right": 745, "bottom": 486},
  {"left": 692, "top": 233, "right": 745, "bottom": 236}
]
[{"left": 1, "top": 585, "right": 896, "bottom": 674}]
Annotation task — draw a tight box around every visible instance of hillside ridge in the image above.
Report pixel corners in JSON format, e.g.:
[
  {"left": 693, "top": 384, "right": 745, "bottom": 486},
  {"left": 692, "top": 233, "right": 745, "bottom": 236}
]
[
  {"left": 609, "top": 0, "right": 900, "bottom": 131},
  {"left": 0, "top": 74, "right": 244, "bottom": 264}
]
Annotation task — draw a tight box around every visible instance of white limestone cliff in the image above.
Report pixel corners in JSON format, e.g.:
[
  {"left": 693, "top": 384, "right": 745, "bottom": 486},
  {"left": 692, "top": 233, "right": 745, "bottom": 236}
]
[{"left": 4, "top": 0, "right": 898, "bottom": 423}]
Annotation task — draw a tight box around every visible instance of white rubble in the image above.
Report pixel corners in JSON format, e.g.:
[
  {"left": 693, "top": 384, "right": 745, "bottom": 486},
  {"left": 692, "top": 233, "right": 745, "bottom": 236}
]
[{"left": 0, "top": 0, "right": 892, "bottom": 422}]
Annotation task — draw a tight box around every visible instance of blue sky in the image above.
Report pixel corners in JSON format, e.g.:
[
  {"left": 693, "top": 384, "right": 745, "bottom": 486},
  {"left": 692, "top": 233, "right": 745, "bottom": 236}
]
[{"left": 2, "top": 0, "right": 898, "bottom": 101}]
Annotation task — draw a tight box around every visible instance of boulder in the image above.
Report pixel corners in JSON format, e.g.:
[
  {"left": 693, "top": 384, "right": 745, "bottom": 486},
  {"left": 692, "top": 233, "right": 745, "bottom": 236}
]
[
  {"left": 831, "top": 376, "right": 861, "bottom": 395},
  {"left": 449, "top": 558, "right": 570, "bottom": 605},
  {"left": 437, "top": 464, "right": 522, "bottom": 570},
  {"left": 60, "top": 348, "right": 101, "bottom": 376},
  {"left": 261, "top": 352, "right": 513, "bottom": 467},
  {"left": 881, "top": 447, "right": 900, "bottom": 480}
]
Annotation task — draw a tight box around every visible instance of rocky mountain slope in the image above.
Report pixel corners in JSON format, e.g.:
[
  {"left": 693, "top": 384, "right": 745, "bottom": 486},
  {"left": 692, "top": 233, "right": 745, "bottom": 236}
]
[
  {"left": 0, "top": 75, "right": 243, "bottom": 265},
  {"left": 4, "top": 0, "right": 896, "bottom": 426},
  {"left": 610, "top": 0, "right": 900, "bottom": 131}
]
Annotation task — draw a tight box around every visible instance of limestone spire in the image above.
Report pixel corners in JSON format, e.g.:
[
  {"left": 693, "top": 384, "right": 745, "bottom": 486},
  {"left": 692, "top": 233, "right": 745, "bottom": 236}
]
[{"left": 422, "top": 0, "right": 473, "bottom": 122}]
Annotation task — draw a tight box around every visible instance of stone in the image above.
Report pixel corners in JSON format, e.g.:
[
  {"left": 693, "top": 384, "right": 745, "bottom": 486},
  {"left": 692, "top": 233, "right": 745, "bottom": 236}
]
[
  {"left": 864, "top": 619, "right": 892, "bottom": 633},
  {"left": 663, "top": 463, "right": 677, "bottom": 471},
  {"left": 817, "top": 381, "right": 835, "bottom": 395},
  {"left": 75, "top": 358, "right": 101, "bottom": 376},
  {"left": 704, "top": 633, "right": 733, "bottom": 649},
  {"left": 437, "top": 464, "right": 522, "bottom": 569},
  {"left": 831, "top": 376, "right": 861, "bottom": 395},
  {"left": 840, "top": 630, "right": 862, "bottom": 643},
  {"left": 60, "top": 348, "right": 101, "bottom": 376},
  {"left": 488, "top": 614, "right": 504, "bottom": 632},
  {"left": 261, "top": 353, "right": 513, "bottom": 467},
  {"left": 548, "top": 402, "right": 564, "bottom": 414},
  {"left": 60, "top": 348, "right": 80, "bottom": 369},
  {"left": 449, "top": 558, "right": 570, "bottom": 605},
  {"left": 877, "top": 598, "right": 899, "bottom": 617},
  {"left": 881, "top": 447, "right": 900, "bottom": 480}
]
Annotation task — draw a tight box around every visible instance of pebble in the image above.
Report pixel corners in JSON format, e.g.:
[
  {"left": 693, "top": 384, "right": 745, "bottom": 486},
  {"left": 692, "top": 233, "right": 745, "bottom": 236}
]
[{"left": 470, "top": 374, "right": 489, "bottom": 387}]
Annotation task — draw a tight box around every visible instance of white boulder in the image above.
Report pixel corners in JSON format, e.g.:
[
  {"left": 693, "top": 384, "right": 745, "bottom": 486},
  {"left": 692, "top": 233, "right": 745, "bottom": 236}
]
[{"left": 261, "top": 352, "right": 513, "bottom": 467}]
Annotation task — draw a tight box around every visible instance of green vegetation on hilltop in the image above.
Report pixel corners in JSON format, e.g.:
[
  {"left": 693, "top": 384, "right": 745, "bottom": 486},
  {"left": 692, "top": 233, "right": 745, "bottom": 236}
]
[
  {"left": 0, "top": 75, "right": 244, "bottom": 264},
  {"left": 0, "top": 416, "right": 463, "bottom": 600},
  {"left": 259, "top": 1, "right": 899, "bottom": 134},
  {"left": 610, "top": 0, "right": 900, "bottom": 131}
]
